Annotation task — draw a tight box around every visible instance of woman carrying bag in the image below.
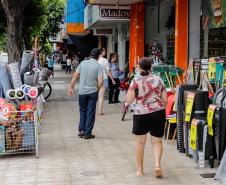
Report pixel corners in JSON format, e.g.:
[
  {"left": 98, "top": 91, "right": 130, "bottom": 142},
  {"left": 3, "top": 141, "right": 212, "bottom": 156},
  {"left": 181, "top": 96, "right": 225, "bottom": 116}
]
[{"left": 126, "top": 57, "right": 167, "bottom": 178}]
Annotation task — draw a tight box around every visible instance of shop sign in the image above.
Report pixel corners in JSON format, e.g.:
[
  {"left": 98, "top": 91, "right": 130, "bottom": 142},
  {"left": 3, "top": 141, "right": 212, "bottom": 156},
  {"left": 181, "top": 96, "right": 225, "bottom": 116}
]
[
  {"left": 100, "top": 8, "right": 130, "bottom": 20},
  {"left": 94, "top": 29, "right": 113, "bottom": 35},
  {"left": 210, "top": 0, "right": 226, "bottom": 28}
]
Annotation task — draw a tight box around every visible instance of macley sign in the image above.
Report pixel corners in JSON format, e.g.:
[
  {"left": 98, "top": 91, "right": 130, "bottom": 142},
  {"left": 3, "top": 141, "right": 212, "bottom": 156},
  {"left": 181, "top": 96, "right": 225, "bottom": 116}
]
[{"left": 101, "top": 9, "right": 130, "bottom": 19}]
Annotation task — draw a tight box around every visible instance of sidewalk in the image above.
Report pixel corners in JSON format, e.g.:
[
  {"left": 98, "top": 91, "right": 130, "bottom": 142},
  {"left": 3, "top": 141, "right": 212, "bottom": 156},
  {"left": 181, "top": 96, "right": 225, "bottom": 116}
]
[{"left": 0, "top": 67, "right": 221, "bottom": 185}]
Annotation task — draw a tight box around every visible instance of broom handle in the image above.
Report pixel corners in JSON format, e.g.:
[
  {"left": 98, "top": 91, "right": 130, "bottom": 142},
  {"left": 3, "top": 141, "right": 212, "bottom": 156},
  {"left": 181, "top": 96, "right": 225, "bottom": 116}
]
[
  {"left": 165, "top": 72, "right": 173, "bottom": 90},
  {"left": 169, "top": 74, "right": 174, "bottom": 88},
  {"left": 176, "top": 72, "right": 182, "bottom": 85},
  {"left": 205, "top": 72, "right": 214, "bottom": 94}
]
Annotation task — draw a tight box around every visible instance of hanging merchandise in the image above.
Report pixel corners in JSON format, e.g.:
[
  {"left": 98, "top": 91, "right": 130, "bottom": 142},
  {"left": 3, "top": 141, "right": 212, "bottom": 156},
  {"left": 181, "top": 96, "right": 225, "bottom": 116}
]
[
  {"left": 33, "top": 68, "right": 40, "bottom": 85},
  {"left": 15, "top": 88, "right": 25, "bottom": 100},
  {"left": 193, "top": 59, "right": 201, "bottom": 87},
  {"left": 215, "top": 58, "right": 224, "bottom": 89},
  {"left": 21, "top": 85, "right": 32, "bottom": 96},
  {"left": 20, "top": 50, "right": 35, "bottom": 82},
  {"left": 1, "top": 103, "right": 17, "bottom": 120},
  {"left": 27, "top": 87, "right": 39, "bottom": 99},
  {"left": 200, "top": 59, "right": 209, "bottom": 92},
  {"left": 8, "top": 62, "right": 23, "bottom": 89},
  {"left": 38, "top": 68, "right": 52, "bottom": 82},
  {"left": 6, "top": 90, "right": 16, "bottom": 100},
  {"left": 149, "top": 42, "right": 163, "bottom": 64},
  {"left": 176, "top": 85, "right": 197, "bottom": 153},
  {"left": 0, "top": 66, "right": 12, "bottom": 98},
  {"left": 24, "top": 72, "right": 34, "bottom": 86}
]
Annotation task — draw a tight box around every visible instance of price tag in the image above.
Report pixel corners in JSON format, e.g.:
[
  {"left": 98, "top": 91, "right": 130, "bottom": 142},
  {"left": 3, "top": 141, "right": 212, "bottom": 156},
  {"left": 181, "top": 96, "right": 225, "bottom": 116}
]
[
  {"left": 190, "top": 119, "right": 198, "bottom": 151},
  {"left": 185, "top": 93, "right": 195, "bottom": 122},
  {"left": 207, "top": 104, "right": 216, "bottom": 136}
]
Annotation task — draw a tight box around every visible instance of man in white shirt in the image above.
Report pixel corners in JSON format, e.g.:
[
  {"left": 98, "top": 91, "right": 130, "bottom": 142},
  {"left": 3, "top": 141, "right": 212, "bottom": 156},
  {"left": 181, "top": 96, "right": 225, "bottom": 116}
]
[{"left": 98, "top": 48, "right": 115, "bottom": 115}]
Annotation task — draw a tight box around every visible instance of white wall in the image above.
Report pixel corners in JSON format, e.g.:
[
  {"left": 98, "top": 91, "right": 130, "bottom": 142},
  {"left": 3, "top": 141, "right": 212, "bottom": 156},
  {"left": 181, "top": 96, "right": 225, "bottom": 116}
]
[
  {"left": 145, "top": 0, "right": 175, "bottom": 58},
  {"left": 189, "top": 0, "right": 201, "bottom": 59}
]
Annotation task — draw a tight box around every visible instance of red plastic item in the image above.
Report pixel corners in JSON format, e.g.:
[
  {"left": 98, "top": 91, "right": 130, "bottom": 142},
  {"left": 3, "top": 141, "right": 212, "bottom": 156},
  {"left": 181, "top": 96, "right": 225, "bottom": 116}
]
[{"left": 166, "top": 94, "right": 175, "bottom": 117}]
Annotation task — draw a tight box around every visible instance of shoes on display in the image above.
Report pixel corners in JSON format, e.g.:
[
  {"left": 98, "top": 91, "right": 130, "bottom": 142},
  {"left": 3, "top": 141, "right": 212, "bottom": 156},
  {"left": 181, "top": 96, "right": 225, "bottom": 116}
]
[{"left": 84, "top": 134, "right": 95, "bottom": 139}]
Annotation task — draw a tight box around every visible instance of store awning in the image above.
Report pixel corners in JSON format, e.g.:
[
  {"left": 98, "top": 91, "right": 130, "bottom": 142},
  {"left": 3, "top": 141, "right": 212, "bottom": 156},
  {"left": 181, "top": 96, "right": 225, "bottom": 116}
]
[
  {"left": 62, "top": 34, "right": 74, "bottom": 45},
  {"left": 64, "top": 0, "right": 87, "bottom": 36}
]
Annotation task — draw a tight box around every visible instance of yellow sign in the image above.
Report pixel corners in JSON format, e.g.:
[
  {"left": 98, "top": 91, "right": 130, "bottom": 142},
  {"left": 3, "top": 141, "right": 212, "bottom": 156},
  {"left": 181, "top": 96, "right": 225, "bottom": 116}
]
[
  {"left": 208, "top": 58, "right": 216, "bottom": 80},
  {"left": 185, "top": 93, "right": 195, "bottom": 122},
  {"left": 223, "top": 71, "right": 226, "bottom": 87},
  {"left": 207, "top": 104, "right": 217, "bottom": 136},
  {"left": 190, "top": 119, "right": 198, "bottom": 151}
]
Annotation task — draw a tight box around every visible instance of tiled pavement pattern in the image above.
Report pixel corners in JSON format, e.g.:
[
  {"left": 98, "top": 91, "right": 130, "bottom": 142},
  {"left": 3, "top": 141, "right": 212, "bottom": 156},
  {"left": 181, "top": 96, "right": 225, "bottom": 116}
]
[{"left": 0, "top": 65, "right": 222, "bottom": 185}]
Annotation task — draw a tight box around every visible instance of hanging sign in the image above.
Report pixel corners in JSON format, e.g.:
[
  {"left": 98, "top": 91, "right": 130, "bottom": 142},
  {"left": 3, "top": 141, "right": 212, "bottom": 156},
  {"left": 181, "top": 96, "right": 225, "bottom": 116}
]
[
  {"left": 190, "top": 119, "right": 198, "bottom": 151},
  {"left": 207, "top": 104, "right": 217, "bottom": 136},
  {"left": 185, "top": 92, "right": 195, "bottom": 122},
  {"left": 101, "top": 8, "right": 130, "bottom": 20},
  {"left": 93, "top": 28, "right": 113, "bottom": 36}
]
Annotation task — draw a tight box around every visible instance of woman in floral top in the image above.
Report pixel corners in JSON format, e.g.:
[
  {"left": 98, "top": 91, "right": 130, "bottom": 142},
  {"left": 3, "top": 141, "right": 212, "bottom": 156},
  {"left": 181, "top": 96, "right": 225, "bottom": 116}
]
[{"left": 126, "top": 57, "right": 167, "bottom": 178}]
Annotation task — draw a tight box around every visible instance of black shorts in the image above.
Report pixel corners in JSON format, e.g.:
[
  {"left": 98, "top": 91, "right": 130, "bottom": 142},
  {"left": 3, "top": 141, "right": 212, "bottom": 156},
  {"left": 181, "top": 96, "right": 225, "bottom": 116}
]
[{"left": 133, "top": 109, "right": 166, "bottom": 138}]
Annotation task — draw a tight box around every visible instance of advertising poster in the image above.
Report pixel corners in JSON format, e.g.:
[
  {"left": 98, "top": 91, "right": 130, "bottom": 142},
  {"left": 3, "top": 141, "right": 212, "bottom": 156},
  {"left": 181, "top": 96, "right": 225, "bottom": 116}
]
[{"left": 210, "top": 0, "right": 226, "bottom": 28}]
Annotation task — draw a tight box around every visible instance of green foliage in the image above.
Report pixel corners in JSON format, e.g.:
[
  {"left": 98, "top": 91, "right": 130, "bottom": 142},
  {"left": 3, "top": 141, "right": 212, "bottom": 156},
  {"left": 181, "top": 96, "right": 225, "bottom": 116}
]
[
  {"left": 0, "top": 2, "right": 6, "bottom": 53},
  {"left": 38, "top": 0, "right": 65, "bottom": 50},
  {"left": 0, "top": 0, "right": 65, "bottom": 51},
  {"left": 0, "top": 3, "right": 6, "bottom": 35},
  {"left": 0, "top": 34, "right": 6, "bottom": 52},
  {"left": 43, "top": 41, "right": 52, "bottom": 55}
]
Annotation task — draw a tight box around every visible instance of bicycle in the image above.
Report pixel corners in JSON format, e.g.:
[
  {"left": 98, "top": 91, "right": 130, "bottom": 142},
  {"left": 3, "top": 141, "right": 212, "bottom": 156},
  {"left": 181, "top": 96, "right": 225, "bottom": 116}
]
[{"left": 37, "top": 81, "right": 52, "bottom": 100}]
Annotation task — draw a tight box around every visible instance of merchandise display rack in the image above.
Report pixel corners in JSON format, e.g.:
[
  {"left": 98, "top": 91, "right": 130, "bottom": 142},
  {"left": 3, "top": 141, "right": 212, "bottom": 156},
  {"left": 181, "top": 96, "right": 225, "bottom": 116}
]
[{"left": 0, "top": 110, "right": 40, "bottom": 158}]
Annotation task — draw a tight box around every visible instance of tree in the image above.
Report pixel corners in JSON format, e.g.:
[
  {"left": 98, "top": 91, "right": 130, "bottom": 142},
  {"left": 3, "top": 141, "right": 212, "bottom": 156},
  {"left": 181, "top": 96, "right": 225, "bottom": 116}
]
[
  {"left": 23, "top": 0, "right": 46, "bottom": 50},
  {"left": 0, "top": 0, "right": 64, "bottom": 61},
  {"left": 38, "top": 0, "right": 64, "bottom": 52},
  {"left": 1, "top": 0, "right": 30, "bottom": 63},
  {"left": 0, "top": 2, "right": 6, "bottom": 52}
]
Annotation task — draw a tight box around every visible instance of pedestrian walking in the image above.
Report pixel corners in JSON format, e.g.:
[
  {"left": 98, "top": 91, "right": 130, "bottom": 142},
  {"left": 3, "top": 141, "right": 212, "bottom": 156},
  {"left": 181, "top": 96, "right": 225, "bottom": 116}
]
[
  {"left": 66, "top": 56, "right": 72, "bottom": 74},
  {"left": 98, "top": 48, "right": 115, "bottom": 115},
  {"left": 109, "top": 53, "right": 120, "bottom": 104},
  {"left": 47, "top": 55, "right": 54, "bottom": 76},
  {"left": 125, "top": 57, "right": 168, "bottom": 177},
  {"left": 68, "top": 48, "right": 103, "bottom": 139}
]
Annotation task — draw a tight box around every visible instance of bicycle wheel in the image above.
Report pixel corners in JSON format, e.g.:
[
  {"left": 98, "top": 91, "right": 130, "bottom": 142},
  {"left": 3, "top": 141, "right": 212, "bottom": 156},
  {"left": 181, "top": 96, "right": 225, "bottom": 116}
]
[{"left": 42, "top": 82, "right": 52, "bottom": 100}]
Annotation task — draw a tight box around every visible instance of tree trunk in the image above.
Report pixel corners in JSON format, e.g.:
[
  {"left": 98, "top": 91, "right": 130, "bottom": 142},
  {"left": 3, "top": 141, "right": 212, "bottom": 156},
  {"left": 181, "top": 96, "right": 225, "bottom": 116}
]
[
  {"left": 1, "top": 0, "right": 30, "bottom": 63},
  {"left": 24, "top": 34, "right": 32, "bottom": 50}
]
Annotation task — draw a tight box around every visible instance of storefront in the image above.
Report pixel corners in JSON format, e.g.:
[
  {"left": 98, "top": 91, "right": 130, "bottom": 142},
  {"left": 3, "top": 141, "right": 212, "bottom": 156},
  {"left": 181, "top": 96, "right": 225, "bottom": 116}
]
[
  {"left": 84, "top": 4, "right": 131, "bottom": 69},
  {"left": 62, "top": 0, "right": 98, "bottom": 59}
]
